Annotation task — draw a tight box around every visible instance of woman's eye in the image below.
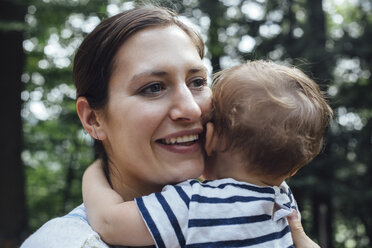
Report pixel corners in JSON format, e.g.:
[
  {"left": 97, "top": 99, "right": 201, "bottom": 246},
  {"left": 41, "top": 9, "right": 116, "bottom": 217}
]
[
  {"left": 189, "top": 78, "right": 207, "bottom": 88},
  {"left": 140, "top": 82, "right": 164, "bottom": 95}
]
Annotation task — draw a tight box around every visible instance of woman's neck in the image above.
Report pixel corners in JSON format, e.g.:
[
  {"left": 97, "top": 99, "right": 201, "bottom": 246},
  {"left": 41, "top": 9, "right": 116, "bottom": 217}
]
[{"left": 108, "top": 167, "right": 163, "bottom": 202}]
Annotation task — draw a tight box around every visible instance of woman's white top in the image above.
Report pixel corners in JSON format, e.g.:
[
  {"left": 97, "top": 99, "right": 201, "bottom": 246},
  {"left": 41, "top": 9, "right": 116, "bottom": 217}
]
[{"left": 21, "top": 204, "right": 110, "bottom": 248}]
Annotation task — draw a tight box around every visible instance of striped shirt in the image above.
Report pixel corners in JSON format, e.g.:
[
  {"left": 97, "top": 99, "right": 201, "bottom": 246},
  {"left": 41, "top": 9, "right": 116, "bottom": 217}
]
[{"left": 136, "top": 178, "right": 298, "bottom": 248}]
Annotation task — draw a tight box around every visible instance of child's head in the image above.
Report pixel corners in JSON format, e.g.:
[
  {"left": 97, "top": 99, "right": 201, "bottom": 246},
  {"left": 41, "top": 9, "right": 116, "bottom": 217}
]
[{"left": 210, "top": 60, "right": 333, "bottom": 178}]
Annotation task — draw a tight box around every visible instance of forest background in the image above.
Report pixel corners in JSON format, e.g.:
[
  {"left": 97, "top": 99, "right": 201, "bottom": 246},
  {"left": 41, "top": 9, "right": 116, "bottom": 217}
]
[{"left": 1, "top": 0, "right": 371, "bottom": 247}]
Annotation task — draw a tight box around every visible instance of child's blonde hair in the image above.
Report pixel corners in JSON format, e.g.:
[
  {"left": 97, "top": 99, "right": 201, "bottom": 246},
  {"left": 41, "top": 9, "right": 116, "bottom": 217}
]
[{"left": 211, "top": 60, "right": 333, "bottom": 177}]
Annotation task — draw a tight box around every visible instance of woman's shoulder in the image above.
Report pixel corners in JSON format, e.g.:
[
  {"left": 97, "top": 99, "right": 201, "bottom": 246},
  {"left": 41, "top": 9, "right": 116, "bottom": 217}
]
[{"left": 21, "top": 204, "right": 110, "bottom": 248}]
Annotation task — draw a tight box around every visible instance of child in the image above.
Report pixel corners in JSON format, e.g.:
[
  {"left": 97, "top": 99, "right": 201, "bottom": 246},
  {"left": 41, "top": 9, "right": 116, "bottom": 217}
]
[{"left": 83, "top": 60, "right": 333, "bottom": 247}]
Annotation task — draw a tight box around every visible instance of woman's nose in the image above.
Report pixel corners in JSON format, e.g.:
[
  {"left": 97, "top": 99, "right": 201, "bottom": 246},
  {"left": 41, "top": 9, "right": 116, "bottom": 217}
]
[{"left": 169, "top": 84, "right": 202, "bottom": 122}]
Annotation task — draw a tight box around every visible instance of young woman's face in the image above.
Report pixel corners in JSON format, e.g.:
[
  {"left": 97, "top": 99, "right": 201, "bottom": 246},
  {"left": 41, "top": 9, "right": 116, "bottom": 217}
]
[{"left": 99, "top": 25, "right": 212, "bottom": 194}]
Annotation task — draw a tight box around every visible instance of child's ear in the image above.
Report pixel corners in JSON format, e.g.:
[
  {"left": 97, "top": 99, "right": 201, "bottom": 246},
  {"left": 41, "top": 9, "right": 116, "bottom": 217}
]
[
  {"left": 205, "top": 122, "right": 219, "bottom": 156},
  {"left": 76, "top": 97, "right": 107, "bottom": 140}
]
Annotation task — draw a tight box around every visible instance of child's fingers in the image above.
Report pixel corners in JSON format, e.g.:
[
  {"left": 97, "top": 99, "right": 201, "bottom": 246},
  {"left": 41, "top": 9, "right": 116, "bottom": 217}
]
[{"left": 287, "top": 210, "right": 320, "bottom": 248}]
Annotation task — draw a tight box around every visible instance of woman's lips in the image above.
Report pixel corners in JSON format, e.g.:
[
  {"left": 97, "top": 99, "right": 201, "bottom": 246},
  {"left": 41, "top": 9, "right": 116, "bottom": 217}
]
[
  {"left": 156, "top": 140, "right": 201, "bottom": 154},
  {"left": 159, "top": 134, "right": 199, "bottom": 145},
  {"left": 156, "top": 129, "right": 203, "bottom": 154}
]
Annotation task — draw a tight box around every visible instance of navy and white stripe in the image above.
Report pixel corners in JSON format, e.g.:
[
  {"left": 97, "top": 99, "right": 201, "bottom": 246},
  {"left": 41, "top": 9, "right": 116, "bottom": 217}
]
[{"left": 135, "top": 178, "right": 298, "bottom": 248}]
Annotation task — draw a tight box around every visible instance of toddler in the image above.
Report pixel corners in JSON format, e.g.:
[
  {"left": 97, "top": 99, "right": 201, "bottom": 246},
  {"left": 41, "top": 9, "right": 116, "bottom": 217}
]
[{"left": 83, "top": 60, "right": 333, "bottom": 247}]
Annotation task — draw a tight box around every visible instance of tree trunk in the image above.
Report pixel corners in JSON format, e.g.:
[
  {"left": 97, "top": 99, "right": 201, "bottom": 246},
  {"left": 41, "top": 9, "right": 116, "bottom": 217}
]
[
  {"left": 312, "top": 195, "right": 334, "bottom": 248},
  {"left": 0, "top": 0, "right": 28, "bottom": 247},
  {"left": 305, "top": 0, "right": 334, "bottom": 246},
  {"left": 305, "top": 0, "right": 330, "bottom": 84},
  {"left": 198, "top": 0, "right": 224, "bottom": 73}
]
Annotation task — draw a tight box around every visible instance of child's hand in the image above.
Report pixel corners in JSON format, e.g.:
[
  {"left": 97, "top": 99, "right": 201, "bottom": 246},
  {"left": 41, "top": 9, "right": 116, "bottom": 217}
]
[
  {"left": 287, "top": 210, "right": 320, "bottom": 248},
  {"left": 82, "top": 160, "right": 154, "bottom": 246},
  {"left": 82, "top": 159, "right": 120, "bottom": 208},
  {"left": 82, "top": 160, "right": 123, "bottom": 240}
]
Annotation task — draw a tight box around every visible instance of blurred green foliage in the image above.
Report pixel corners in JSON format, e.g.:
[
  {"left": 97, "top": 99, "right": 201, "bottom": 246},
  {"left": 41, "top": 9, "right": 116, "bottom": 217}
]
[{"left": 19, "top": 0, "right": 372, "bottom": 247}]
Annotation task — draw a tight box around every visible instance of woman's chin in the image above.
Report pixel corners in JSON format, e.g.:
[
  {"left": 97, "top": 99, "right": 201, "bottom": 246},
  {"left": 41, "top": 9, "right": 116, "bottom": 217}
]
[{"left": 169, "top": 161, "right": 204, "bottom": 184}]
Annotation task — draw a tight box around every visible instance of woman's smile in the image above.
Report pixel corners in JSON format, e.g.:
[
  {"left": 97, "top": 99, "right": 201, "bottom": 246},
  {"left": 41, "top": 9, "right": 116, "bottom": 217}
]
[
  {"left": 156, "top": 128, "right": 203, "bottom": 154},
  {"left": 160, "top": 134, "right": 199, "bottom": 145}
]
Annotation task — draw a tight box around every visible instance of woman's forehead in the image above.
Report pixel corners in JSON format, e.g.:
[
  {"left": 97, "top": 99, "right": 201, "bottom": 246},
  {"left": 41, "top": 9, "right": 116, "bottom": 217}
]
[{"left": 111, "top": 25, "right": 205, "bottom": 76}]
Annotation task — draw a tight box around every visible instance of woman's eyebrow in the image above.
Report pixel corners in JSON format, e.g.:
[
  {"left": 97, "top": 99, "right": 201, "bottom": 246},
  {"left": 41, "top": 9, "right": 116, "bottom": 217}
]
[
  {"left": 131, "top": 67, "right": 207, "bottom": 81},
  {"left": 188, "top": 66, "right": 207, "bottom": 75},
  {"left": 130, "top": 70, "right": 168, "bottom": 82}
]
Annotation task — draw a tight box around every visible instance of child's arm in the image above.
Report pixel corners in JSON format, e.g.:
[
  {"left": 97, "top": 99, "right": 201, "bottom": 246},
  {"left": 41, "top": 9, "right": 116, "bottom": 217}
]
[{"left": 82, "top": 160, "right": 154, "bottom": 246}]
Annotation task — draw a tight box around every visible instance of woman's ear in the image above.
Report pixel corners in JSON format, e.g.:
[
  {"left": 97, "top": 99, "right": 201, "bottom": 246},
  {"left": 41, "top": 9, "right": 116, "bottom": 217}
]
[
  {"left": 76, "top": 97, "right": 107, "bottom": 140},
  {"left": 205, "top": 122, "right": 219, "bottom": 156}
]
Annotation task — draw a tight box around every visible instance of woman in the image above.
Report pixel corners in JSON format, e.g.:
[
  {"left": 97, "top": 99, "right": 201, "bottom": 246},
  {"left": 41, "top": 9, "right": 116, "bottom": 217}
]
[{"left": 21, "top": 4, "right": 318, "bottom": 248}]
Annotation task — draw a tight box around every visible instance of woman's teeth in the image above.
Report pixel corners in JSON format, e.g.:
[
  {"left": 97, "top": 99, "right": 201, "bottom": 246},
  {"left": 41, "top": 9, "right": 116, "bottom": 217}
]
[{"left": 163, "top": 134, "right": 199, "bottom": 145}]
